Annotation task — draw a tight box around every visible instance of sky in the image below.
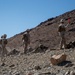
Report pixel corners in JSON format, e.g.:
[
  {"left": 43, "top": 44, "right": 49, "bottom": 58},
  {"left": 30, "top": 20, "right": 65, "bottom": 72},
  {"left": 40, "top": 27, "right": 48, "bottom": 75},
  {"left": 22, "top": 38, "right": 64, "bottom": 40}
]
[{"left": 0, "top": 0, "right": 75, "bottom": 38}]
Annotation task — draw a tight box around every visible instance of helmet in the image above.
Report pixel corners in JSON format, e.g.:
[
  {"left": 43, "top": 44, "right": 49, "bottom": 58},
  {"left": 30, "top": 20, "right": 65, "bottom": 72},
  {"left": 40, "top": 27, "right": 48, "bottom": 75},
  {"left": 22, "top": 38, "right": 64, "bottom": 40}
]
[
  {"left": 60, "top": 19, "right": 64, "bottom": 23},
  {"left": 3, "top": 34, "right": 7, "bottom": 38},
  {"left": 26, "top": 29, "right": 30, "bottom": 32},
  {"left": 23, "top": 32, "right": 27, "bottom": 35},
  {"left": 1, "top": 34, "right": 7, "bottom": 38}
]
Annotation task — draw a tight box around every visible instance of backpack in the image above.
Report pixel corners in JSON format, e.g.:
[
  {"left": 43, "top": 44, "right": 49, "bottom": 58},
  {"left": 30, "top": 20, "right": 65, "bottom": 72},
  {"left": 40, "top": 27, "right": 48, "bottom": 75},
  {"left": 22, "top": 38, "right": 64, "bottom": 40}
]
[
  {"left": 22, "top": 33, "right": 29, "bottom": 41},
  {"left": 58, "top": 25, "right": 66, "bottom": 32}
]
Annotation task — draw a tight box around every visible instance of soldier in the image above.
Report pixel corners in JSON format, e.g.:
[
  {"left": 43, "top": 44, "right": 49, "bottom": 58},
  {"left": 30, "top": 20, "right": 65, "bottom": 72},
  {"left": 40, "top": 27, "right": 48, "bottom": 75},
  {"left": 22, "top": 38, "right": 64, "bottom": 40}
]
[
  {"left": 0, "top": 34, "right": 8, "bottom": 56},
  {"left": 58, "top": 19, "right": 68, "bottom": 49},
  {"left": 22, "top": 29, "right": 30, "bottom": 54},
  {"left": 0, "top": 34, "right": 8, "bottom": 65}
]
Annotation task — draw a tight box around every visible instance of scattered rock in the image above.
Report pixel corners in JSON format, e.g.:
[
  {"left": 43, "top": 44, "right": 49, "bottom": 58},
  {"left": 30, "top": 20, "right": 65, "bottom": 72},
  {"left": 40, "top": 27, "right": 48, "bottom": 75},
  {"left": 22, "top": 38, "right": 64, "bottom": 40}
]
[
  {"left": 33, "top": 44, "right": 48, "bottom": 53},
  {"left": 34, "top": 72, "right": 39, "bottom": 75},
  {"left": 26, "top": 47, "right": 33, "bottom": 54},
  {"left": 65, "top": 63, "right": 74, "bottom": 67},
  {"left": 1, "top": 63, "right": 5, "bottom": 66},
  {"left": 26, "top": 71, "right": 33, "bottom": 75},
  {"left": 34, "top": 65, "right": 41, "bottom": 70},
  {"left": 12, "top": 70, "right": 21, "bottom": 75},
  {"left": 65, "top": 71, "right": 75, "bottom": 75},
  {"left": 70, "top": 71, "right": 75, "bottom": 75},
  {"left": 39, "top": 72, "right": 51, "bottom": 75},
  {"left": 8, "top": 49, "right": 20, "bottom": 55},
  {"left": 66, "top": 41, "right": 75, "bottom": 49},
  {"left": 27, "top": 73, "right": 33, "bottom": 75},
  {"left": 56, "top": 73, "right": 64, "bottom": 75},
  {"left": 9, "top": 64, "right": 15, "bottom": 67},
  {"left": 65, "top": 71, "right": 70, "bottom": 75}
]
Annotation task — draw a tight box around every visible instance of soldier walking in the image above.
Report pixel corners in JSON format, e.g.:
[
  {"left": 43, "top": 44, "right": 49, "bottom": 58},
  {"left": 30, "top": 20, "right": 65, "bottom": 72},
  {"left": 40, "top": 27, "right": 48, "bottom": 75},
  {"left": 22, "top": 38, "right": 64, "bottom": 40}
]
[{"left": 22, "top": 29, "right": 30, "bottom": 54}]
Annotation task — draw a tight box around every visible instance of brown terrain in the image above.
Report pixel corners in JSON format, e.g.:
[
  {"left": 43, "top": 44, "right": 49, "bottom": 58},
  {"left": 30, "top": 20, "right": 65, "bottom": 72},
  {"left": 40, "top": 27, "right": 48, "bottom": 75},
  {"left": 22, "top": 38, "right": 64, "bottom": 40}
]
[
  {"left": 7, "top": 9, "right": 75, "bottom": 50},
  {"left": 0, "top": 9, "right": 75, "bottom": 75}
]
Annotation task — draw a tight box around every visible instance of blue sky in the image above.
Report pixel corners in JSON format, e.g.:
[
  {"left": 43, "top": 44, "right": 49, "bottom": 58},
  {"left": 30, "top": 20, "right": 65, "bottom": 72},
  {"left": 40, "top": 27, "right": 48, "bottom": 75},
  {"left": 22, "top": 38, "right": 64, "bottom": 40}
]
[{"left": 0, "top": 0, "right": 75, "bottom": 38}]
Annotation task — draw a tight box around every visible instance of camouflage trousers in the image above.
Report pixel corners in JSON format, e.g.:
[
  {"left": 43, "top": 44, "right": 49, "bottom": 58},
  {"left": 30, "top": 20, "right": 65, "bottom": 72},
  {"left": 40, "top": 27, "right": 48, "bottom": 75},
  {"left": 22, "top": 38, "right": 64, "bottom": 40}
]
[
  {"left": 60, "top": 36, "right": 66, "bottom": 49},
  {"left": 59, "top": 32, "right": 66, "bottom": 49},
  {"left": 23, "top": 42, "right": 30, "bottom": 54},
  {"left": 0, "top": 45, "right": 7, "bottom": 63}
]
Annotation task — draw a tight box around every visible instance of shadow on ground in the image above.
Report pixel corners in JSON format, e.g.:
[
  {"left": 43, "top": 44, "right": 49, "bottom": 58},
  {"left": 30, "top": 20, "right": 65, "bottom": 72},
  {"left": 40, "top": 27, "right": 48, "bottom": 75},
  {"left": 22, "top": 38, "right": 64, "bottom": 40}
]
[{"left": 57, "top": 61, "right": 74, "bottom": 67}]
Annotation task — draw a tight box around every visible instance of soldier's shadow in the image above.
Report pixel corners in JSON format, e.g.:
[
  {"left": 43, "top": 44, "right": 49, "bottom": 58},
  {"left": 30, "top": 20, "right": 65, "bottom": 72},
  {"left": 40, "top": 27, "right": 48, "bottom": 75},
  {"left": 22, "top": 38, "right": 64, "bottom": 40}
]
[{"left": 57, "top": 61, "right": 74, "bottom": 67}]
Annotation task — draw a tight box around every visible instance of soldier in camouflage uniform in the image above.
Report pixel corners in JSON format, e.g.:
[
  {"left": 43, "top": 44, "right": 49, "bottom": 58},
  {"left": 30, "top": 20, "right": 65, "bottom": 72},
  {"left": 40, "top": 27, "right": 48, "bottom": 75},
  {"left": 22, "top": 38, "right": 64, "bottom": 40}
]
[
  {"left": 0, "top": 34, "right": 8, "bottom": 56},
  {"left": 58, "top": 19, "right": 68, "bottom": 49},
  {"left": 0, "top": 34, "right": 8, "bottom": 65},
  {"left": 22, "top": 29, "right": 30, "bottom": 54}
]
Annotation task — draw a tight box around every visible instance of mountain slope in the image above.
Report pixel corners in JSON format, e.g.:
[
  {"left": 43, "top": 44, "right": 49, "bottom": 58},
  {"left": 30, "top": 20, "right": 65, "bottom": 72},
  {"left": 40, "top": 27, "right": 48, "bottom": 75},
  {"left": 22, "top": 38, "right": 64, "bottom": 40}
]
[{"left": 7, "top": 9, "right": 75, "bottom": 50}]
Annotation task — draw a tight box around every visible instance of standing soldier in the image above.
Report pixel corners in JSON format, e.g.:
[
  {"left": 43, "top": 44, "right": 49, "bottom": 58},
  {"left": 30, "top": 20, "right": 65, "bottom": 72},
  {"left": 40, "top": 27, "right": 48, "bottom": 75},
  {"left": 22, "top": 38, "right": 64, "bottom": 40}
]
[
  {"left": 0, "top": 34, "right": 8, "bottom": 65},
  {"left": 22, "top": 29, "right": 30, "bottom": 54},
  {"left": 58, "top": 19, "right": 68, "bottom": 49},
  {"left": 1, "top": 34, "right": 8, "bottom": 56}
]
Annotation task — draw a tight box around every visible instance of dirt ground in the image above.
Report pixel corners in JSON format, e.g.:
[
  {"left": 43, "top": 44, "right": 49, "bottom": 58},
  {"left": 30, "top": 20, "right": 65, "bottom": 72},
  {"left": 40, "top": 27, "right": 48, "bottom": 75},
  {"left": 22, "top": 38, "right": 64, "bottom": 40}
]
[{"left": 0, "top": 48, "right": 75, "bottom": 75}]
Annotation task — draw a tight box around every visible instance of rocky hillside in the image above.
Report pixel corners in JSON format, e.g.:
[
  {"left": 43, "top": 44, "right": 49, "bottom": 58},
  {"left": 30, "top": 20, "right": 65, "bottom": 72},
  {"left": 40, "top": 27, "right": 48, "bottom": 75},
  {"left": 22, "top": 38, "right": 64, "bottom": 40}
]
[
  {"left": 7, "top": 9, "right": 75, "bottom": 50},
  {"left": 1, "top": 9, "right": 75, "bottom": 75},
  {"left": 0, "top": 48, "right": 75, "bottom": 75}
]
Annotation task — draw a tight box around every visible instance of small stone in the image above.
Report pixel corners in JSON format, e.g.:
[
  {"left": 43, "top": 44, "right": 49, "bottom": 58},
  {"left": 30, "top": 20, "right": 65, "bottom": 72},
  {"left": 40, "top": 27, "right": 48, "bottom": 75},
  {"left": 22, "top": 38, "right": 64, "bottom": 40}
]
[
  {"left": 12, "top": 70, "right": 21, "bottom": 75},
  {"left": 9, "top": 64, "right": 15, "bottom": 67},
  {"left": 1, "top": 63, "right": 5, "bottom": 66},
  {"left": 56, "top": 73, "right": 63, "bottom": 75},
  {"left": 70, "top": 71, "right": 75, "bottom": 75},
  {"left": 65, "top": 71, "right": 70, "bottom": 75},
  {"left": 26, "top": 71, "right": 33, "bottom": 75},
  {"left": 73, "top": 66, "right": 75, "bottom": 69},
  {"left": 41, "top": 72, "right": 51, "bottom": 75},
  {"left": 65, "top": 63, "right": 73, "bottom": 67},
  {"left": 34, "top": 65, "right": 41, "bottom": 70}
]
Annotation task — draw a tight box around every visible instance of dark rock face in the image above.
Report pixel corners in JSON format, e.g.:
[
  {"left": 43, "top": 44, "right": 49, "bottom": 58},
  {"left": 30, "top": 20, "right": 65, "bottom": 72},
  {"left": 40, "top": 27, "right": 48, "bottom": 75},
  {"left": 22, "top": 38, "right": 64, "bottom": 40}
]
[
  {"left": 66, "top": 41, "right": 75, "bottom": 49},
  {"left": 33, "top": 44, "right": 48, "bottom": 53},
  {"left": 8, "top": 49, "right": 20, "bottom": 55},
  {"left": 34, "top": 65, "right": 41, "bottom": 70}
]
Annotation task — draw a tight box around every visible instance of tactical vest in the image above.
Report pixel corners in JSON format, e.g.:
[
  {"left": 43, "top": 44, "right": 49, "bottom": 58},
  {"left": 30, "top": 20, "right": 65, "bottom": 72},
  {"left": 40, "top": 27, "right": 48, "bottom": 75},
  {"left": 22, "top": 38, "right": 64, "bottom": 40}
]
[
  {"left": 58, "top": 25, "right": 66, "bottom": 32},
  {"left": 0, "top": 39, "right": 8, "bottom": 45},
  {"left": 2, "top": 39, "right": 8, "bottom": 45}
]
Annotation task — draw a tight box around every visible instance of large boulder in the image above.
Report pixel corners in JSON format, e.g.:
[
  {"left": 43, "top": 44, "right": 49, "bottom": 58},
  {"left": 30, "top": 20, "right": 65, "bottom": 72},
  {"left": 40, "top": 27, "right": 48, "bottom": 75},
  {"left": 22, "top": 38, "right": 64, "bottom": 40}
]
[
  {"left": 8, "top": 49, "right": 20, "bottom": 55},
  {"left": 66, "top": 41, "right": 75, "bottom": 49},
  {"left": 33, "top": 44, "right": 48, "bottom": 53},
  {"left": 50, "top": 53, "right": 67, "bottom": 65}
]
